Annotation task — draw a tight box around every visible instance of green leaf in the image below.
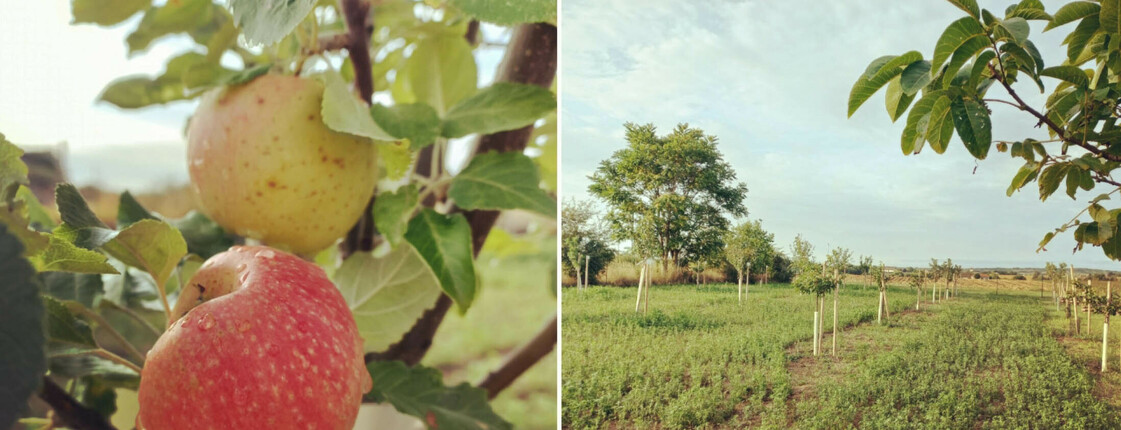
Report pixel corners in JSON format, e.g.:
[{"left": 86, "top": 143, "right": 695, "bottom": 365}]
[
  {"left": 0, "top": 224, "right": 47, "bottom": 430},
  {"left": 370, "top": 103, "right": 442, "bottom": 150},
  {"left": 848, "top": 51, "right": 924, "bottom": 117},
  {"left": 1066, "top": 168, "right": 1085, "bottom": 199},
  {"left": 228, "top": 0, "right": 318, "bottom": 45},
  {"left": 0, "top": 134, "right": 29, "bottom": 202},
  {"left": 1038, "top": 164, "right": 1069, "bottom": 201},
  {"left": 946, "top": 0, "right": 980, "bottom": 18},
  {"left": 1041, "top": 65, "right": 1090, "bottom": 87},
  {"left": 901, "top": 93, "right": 943, "bottom": 154},
  {"left": 899, "top": 60, "right": 933, "bottom": 96},
  {"left": 442, "top": 83, "right": 557, "bottom": 138},
  {"left": 117, "top": 191, "right": 157, "bottom": 228},
  {"left": 941, "top": 35, "right": 990, "bottom": 87},
  {"left": 224, "top": 63, "right": 273, "bottom": 87},
  {"left": 127, "top": 0, "right": 213, "bottom": 54},
  {"left": 1065, "top": 14, "right": 1100, "bottom": 63},
  {"left": 38, "top": 272, "right": 104, "bottom": 309},
  {"left": 43, "top": 296, "right": 97, "bottom": 351},
  {"left": 56, "top": 184, "right": 107, "bottom": 230},
  {"left": 926, "top": 96, "right": 955, "bottom": 154},
  {"left": 997, "top": 17, "right": 1031, "bottom": 44},
  {"left": 364, "top": 361, "right": 512, "bottom": 430},
  {"left": 102, "top": 219, "right": 188, "bottom": 287},
  {"left": 0, "top": 201, "right": 48, "bottom": 256},
  {"left": 334, "top": 244, "right": 442, "bottom": 353},
  {"left": 1047, "top": 1, "right": 1100, "bottom": 30},
  {"left": 315, "top": 70, "right": 395, "bottom": 141},
  {"left": 448, "top": 152, "right": 556, "bottom": 216},
  {"left": 968, "top": 50, "right": 997, "bottom": 89},
  {"left": 71, "top": 0, "right": 150, "bottom": 26},
  {"left": 1007, "top": 162, "right": 1040, "bottom": 196},
  {"left": 379, "top": 141, "right": 415, "bottom": 181},
  {"left": 372, "top": 185, "right": 419, "bottom": 247},
  {"left": 98, "top": 76, "right": 191, "bottom": 109},
  {"left": 1037, "top": 231, "right": 1057, "bottom": 251},
  {"left": 885, "top": 77, "right": 914, "bottom": 122},
  {"left": 170, "top": 211, "right": 233, "bottom": 259},
  {"left": 949, "top": 96, "right": 992, "bottom": 159},
  {"left": 1102, "top": 0, "right": 1121, "bottom": 34},
  {"left": 31, "top": 236, "right": 119, "bottom": 274},
  {"left": 448, "top": 0, "right": 556, "bottom": 25},
  {"left": 404, "top": 210, "right": 477, "bottom": 313},
  {"left": 932, "top": 17, "right": 986, "bottom": 72},
  {"left": 1007, "top": 0, "right": 1051, "bottom": 21},
  {"left": 392, "top": 35, "right": 478, "bottom": 115}
]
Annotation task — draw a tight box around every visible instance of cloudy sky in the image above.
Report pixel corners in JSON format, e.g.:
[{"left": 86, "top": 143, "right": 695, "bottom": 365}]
[
  {"left": 559, "top": 0, "right": 1121, "bottom": 269},
  {"left": 1, "top": 1, "right": 505, "bottom": 192}
]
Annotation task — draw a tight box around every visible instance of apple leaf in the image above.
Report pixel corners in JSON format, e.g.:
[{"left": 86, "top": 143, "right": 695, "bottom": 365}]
[
  {"left": 442, "top": 83, "right": 556, "bottom": 138},
  {"left": 31, "top": 235, "right": 119, "bottom": 275},
  {"left": 364, "top": 361, "right": 512, "bottom": 430},
  {"left": 334, "top": 244, "right": 442, "bottom": 352},
  {"left": 56, "top": 183, "right": 108, "bottom": 230},
  {"left": 379, "top": 141, "right": 415, "bottom": 181},
  {"left": 228, "top": 0, "right": 316, "bottom": 46},
  {"left": 315, "top": 70, "right": 396, "bottom": 141},
  {"left": 18, "top": 186, "right": 56, "bottom": 231},
  {"left": 370, "top": 103, "right": 442, "bottom": 150},
  {"left": 391, "top": 35, "right": 478, "bottom": 114},
  {"left": 448, "top": 0, "right": 556, "bottom": 25},
  {"left": 0, "top": 224, "right": 47, "bottom": 430},
  {"left": 0, "top": 133, "right": 28, "bottom": 202},
  {"left": 404, "top": 209, "right": 477, "bottom": 313},
  {"left": 38, "top": 272, "right": 104, "bottom": 309},
  {"left": 117, "top": 191, "right": 157, "bottom": 228},
  {"left": 102, "top": 219, "right": 188, "bottom": 288},
  {"left": 43, "top": 296, "right": 98, "bottom": 352},
  {"left": 127, "top": 0, "right": 213, "bottom": 54},
  {"left": 0, "top": 200, "right": 49, "bottom": 256},
  {"left": 448, "top": 152, "right": 556, "bottom": 217},
  {"left": 372, "top": 185, "right": 419, "bottom": 247},
  {"left": 170, "top": 211, "right": 234, "bottom": 259},
  {"left": 71, "top": 0, "right": 151, "bottom": 26}
]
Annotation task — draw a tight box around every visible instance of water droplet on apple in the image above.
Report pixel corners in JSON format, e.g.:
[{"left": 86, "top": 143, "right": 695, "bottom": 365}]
[
  {"left": 198, "top": 313, "right": 215, "bottom": 331},
  {"left": 191, "top": 157, "right": 205, "bottom": 167},
  {"left": 255, "top": 249, "right": 276, "bottom": 259}
]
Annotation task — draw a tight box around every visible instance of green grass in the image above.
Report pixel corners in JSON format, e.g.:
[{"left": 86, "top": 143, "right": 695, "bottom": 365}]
[
  {"left": 562, "top": 284, "right": 1118, "bottom": 429},
  {"left": 425, "top": 252, "right": 557, "bottom": 430},
  {"left": 562, "top": 282, "right": 916, "bottom": 429}
]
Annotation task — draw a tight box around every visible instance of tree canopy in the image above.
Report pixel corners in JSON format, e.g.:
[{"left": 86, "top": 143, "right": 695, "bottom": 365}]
[
  {"left": 561, "top": 198, "right": 615, "bottom": 283},
  {"left": 589, "top": 122, "right": 747, "bottom": 267},
  {"left": 724, "top": 219, "right": 775, "bottom": 277}
]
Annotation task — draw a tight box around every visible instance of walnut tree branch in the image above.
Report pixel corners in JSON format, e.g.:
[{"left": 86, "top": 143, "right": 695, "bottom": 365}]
[
  {"left": 365, "top": 22, "right": 558, "bottom": 366},
  {"left": 478, "top": 315, "right": 557, "bottom": 399},
  {"left": 38, "top": 377, "right": 116, "bottom": 430}
]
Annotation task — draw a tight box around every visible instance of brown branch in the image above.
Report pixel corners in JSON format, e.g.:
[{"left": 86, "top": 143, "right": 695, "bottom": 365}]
[
  {"left": 38, "top": 377, "right": 116, "bottom": 430},
  {"left": 338, "top": 0, "right": 376, "bottom": 259},
  {"left": 302, "top": 32, "right": 351, "bottom": 56},
  {"left": 365, "top": 23, "right": 558, "bottom": 366},
  {"left": 987, "top": 62, "right": 1121, "bottom": 162},
  {"left": 478, "top": 315, "right": 557, "bottom": 399}
]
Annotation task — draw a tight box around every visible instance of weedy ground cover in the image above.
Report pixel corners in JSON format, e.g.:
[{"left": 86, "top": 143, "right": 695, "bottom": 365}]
[
  {"left": 561, "top": 282, "right": 915, "bottom": 428},
  {"left": 563, "top": 285, "right": 1119, "bottom": 429}
]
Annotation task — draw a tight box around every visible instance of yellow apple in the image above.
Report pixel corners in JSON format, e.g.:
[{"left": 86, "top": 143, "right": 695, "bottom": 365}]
[{"left": 187, "top": 74, "right": 377, "bottom": 254}]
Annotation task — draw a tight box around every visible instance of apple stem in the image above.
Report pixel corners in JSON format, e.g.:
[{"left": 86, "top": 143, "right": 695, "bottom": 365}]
[
  {"left": 478, "top": 314, "right": 557, "bottom": 399},
  {"left": 38, "top": 377, "right": 118, "bottom": 430}
]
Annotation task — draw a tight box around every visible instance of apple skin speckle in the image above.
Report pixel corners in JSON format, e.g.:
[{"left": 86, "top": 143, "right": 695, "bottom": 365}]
[
  {"left": 137, "top": 246, "right": 372, "bottom": 430},
  {"left": 186, "top": 74, "right": 378, "bottom": 254}
]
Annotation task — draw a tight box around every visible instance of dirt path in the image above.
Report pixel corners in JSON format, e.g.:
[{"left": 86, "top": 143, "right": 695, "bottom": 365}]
[{"left": 744, "top": 305, "right": 936, "bottom": 427}]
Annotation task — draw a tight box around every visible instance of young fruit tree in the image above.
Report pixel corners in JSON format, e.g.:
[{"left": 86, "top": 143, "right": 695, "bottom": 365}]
[
  {"left": 929, "top": 259, "right": 943, "bottom": 304},
  {"left": 870, "top": 262, "right": 894, "bottom": 324},
  {"left": 826, "top": 247, "right": 853, "bottom": 355},
  {"left": 561, "top": 198, "right": 615, "bottom": 289},
  {"left": 0, "top": 1, "right": 558, "bottom": 429},
  {"left": 793, "top": 266, "right": 835, "bottom": 357},
  {"left": 910, "top": 270, "right": 926, "bottom": 311},
  {"left": 723, "top": 219, "right": 775, "bottom": 304}
]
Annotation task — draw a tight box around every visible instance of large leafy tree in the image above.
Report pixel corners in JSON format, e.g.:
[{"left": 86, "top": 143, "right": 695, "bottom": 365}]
[
  {"left": 848, "top": 0, "right": 1121, "bottom": 261},
  {"left": 589, "top": 123, "right": 747, "bottom": 269},
  {"left": 561, "top": 198, "right": 615, "bottom": 285}
]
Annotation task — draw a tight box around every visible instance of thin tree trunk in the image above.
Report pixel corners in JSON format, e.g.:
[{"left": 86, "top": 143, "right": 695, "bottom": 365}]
[
  {"left": 1075, "top": 295, "right": 1081, "bottom": 335},
  {"left": 737, "top": 270, "right": 743, "bottom": 304},
  {"left": 813, "top": 294, "right": 820, "bottom": 356},
  {"left": 585, "top": 255, "right": 590, "bottom": 289},
  {"left": 818, "top": 295, "right": 825, "bottom": 353},
  {"left": 1105, "top": 281, "right": 1112, "bottom": 372},
  {"left": 745, "top": 263, "right": 751, "bottom": 300},
  {"left": 574, "top": 264, "right": 581, "bottom": 293},
  {"left": 832, "top": 269, "right": 839, "bottom": 356},
  {"left": 643, "top": 263, "right": 650, "bottom": 314},
  {"left": 635, "top": 264, "right": 646, "bottom": 313}
]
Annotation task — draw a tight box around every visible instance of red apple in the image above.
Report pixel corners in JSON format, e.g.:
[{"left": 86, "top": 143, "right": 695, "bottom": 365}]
[{"left": 137, "top": 246, "right": 371, "bottom": 430}]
